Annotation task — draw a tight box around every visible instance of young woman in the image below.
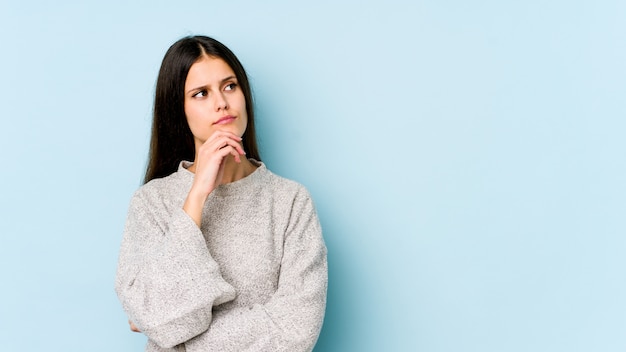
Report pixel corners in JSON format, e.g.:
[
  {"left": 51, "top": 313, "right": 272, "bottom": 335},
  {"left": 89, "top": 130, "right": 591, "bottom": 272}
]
[{"left": 115, "top": 35, "right": 328, "bottom": 352}]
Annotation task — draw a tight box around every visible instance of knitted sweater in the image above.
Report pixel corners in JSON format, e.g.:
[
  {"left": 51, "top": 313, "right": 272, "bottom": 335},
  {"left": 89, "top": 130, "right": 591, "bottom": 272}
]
[{"left": 115, "top": 160, "right": 327, "bottom": 352}]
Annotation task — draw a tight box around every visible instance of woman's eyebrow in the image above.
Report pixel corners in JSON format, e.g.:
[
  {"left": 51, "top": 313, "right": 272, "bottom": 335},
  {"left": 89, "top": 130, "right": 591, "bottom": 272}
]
[{"left": 186, "top": 76, "right": 237, "bottom": 94}]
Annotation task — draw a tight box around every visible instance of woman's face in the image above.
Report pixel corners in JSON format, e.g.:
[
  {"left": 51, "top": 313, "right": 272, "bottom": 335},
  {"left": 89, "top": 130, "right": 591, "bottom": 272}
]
[{"left": 184, "top": 55, "right": 248, "bottom": 149}]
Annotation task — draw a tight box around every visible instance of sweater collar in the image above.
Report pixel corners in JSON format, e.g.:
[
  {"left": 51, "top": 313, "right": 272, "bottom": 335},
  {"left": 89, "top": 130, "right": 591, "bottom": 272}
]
[{"left": 175, "top": 159, "right": 267, "bottom": 196}]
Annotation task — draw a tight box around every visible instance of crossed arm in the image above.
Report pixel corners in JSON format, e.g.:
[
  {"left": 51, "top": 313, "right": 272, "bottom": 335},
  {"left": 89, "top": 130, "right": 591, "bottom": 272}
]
[{"left": 116, "top": 188, "right": 327, "bottom": 351}]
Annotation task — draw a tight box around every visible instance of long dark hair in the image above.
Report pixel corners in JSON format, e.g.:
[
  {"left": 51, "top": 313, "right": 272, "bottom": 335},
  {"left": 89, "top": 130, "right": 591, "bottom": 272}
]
[{"left": 143, "top": 35, "right": 260, "bottom": 184}]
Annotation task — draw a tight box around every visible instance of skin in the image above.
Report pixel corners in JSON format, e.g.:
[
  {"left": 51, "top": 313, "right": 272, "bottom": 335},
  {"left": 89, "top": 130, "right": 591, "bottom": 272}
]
[
  {"left": 129, "top": 320, "right": 140, "bottom": 332},
  {"left": 129, "top": 55, "right": 257, "bottom": 333}
]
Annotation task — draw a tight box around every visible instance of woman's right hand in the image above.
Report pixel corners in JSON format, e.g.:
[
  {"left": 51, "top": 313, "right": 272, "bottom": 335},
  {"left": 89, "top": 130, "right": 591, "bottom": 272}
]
[{"left": 183, "top": 130, "right": 245, "bottom": 227}]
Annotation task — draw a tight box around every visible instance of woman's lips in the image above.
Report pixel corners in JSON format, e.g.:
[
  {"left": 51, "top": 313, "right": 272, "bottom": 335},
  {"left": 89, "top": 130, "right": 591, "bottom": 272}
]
[{"left": 213, "top": 115, "right": 236, "bottom": 125}]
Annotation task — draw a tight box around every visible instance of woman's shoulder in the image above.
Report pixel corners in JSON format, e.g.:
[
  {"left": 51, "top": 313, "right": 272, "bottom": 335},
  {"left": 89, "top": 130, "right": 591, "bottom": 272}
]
[
  {"left": 261, "top": 165, "right": 313, "bottom": 200},
  {"left": 130, "top": 167, "right": 191, "bottom": 205}
]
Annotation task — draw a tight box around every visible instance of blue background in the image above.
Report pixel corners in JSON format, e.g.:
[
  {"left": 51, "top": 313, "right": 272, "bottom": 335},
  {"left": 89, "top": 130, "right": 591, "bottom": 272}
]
[{"left": 1, "top": 1, "right": 625, "bottom": 351}]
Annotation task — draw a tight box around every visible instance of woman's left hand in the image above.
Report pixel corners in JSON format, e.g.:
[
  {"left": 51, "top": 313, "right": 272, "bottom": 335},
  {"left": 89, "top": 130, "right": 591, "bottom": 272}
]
[{"left": 128, "top": 319, "right": 140, "bottom": 333}]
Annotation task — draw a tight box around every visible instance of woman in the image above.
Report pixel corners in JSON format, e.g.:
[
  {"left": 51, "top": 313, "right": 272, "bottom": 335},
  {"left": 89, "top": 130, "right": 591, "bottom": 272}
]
[{"left": 115, "top": 35, "right": 328, "bottom": 352}]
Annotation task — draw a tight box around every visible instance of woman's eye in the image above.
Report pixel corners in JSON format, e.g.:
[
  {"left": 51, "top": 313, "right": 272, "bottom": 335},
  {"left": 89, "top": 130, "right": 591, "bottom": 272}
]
[
  {"left": 193, "top": 90, "right": 207, "bottom": 98},
  {"left": 225, "top": 83, "right": 237, "bottom": 91}
]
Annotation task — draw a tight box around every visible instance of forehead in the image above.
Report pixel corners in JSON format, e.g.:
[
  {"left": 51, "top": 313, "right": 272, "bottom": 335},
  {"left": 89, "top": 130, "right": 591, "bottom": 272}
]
[{"left": 185, "top": 56, "right": 235, "bottom": 88}]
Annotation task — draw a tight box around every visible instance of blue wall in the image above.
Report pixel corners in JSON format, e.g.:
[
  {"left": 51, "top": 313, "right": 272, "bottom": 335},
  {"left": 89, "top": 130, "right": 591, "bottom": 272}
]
[{"left": 1, "top": 1, "right": 625, "bottom": 351}]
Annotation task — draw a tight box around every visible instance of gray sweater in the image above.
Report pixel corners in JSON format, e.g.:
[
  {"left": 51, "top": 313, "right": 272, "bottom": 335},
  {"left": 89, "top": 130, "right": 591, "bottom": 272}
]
[{"left": 115, "top": 160, "right": 327, "bottom": 351}]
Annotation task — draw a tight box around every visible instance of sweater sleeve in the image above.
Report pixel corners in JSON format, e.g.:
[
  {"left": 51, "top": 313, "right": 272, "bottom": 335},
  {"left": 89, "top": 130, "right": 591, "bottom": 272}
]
[
  {"left": 115, "top": 191, "right": 237, "bottom": 349},
  {"left": 183, "top": 188, "right": 328, "bottom": 352}
]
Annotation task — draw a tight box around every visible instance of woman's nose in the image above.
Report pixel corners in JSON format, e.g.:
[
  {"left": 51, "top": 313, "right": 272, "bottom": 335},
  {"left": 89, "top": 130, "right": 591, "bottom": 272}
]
[{"left": 215, "top": 93, "right": 228, "bottom": 111}]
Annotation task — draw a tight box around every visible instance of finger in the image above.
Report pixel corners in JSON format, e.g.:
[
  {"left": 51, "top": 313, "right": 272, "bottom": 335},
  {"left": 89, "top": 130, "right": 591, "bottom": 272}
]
[
  {"left": 206, "top": 130, "right": 242, "bottom": 144},
  {"left": 214, "top": 145, "right": 242, "bottom": 163},
  {"left": 204, "top": 143, "right": 240, "bottom": 164},
  {"left": 128, "top": 320, "right": 140, "bottom": 333},
  {"left": 197, "top": 139, "right": 241, "bottom": 164},
  {"left": 229, "top": 146, "right": 242, "bottom": 163},
  {"left": 214, "top": 138, "right": 245, "bottom": 155}
]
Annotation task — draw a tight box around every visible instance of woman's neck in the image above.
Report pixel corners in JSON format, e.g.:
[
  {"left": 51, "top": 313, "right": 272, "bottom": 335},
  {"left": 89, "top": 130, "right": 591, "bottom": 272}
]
[{"left": 220, "top": 155, "right": 256, "bottom": 184}]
